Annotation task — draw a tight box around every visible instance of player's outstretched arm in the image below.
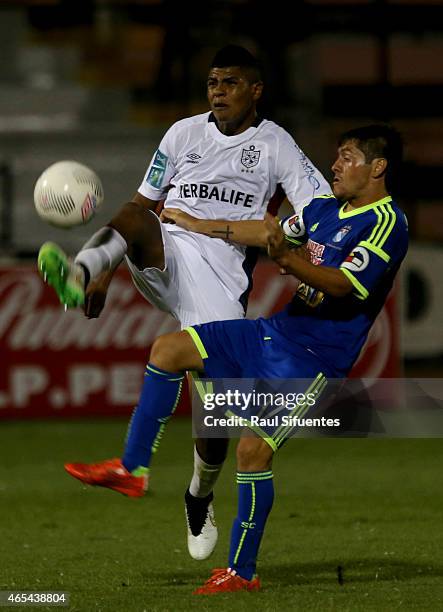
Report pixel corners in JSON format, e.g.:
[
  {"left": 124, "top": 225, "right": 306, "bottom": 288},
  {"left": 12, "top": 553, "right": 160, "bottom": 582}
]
[
  {"left": 265, "top": 215, "right": 353, "bottom": 298},
  {"left": 160, "top": 208, "right": 268, "bottom": 246}
]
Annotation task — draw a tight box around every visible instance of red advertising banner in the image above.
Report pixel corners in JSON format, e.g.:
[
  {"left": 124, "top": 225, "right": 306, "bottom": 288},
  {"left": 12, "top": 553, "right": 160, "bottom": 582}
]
[{"left": 0, "top": 263, "right": 400, "bottom": 419}]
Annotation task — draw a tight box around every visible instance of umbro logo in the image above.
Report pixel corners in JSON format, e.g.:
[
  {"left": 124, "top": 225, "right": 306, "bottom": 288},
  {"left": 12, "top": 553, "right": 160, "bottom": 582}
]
[{"left": 186, "top": 153, "right": 202, "bottom": 164}]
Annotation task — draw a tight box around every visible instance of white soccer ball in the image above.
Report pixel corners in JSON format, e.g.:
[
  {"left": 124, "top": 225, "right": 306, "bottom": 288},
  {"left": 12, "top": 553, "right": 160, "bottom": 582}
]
[{"left": 34, "top": 160, "right": 104, "bottom": 228}]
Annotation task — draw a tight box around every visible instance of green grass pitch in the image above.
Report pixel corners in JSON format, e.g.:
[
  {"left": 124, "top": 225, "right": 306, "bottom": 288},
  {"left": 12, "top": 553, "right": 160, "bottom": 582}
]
[{"left": 0, "top": 419, "right": 442, "bottom": 611}]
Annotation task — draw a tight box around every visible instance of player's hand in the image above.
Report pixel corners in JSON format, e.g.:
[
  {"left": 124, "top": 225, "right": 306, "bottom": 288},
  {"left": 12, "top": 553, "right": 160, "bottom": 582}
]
[
  {"left": 83, "top": 270, "right": 113, "bottom": 319},
  {"left": 160, "top": 208, "right": 200, "bottom": 231},
  {"left": 296, "top": 244, "right": 311, "bottom": 262},
  {"left": 264, "top": 213, "right": 288, "bottom": 261}
]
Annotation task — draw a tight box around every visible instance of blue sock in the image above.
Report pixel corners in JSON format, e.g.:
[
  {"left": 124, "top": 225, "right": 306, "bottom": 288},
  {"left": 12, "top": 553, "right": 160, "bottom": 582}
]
[
  {"left": 122, "top": 363, "right": 184, "bottom": 473},
  {"left": 228, "top": 471, "right": 274, "bottom": 580}
]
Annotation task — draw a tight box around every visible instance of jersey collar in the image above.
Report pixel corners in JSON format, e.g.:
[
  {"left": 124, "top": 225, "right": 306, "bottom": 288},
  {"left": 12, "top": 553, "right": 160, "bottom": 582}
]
[
  {"left": 338, "top": 195, "right": 392, "bottom": 218},
  {"left": 207, "top": 112, "right": 264, "bottom": 144},
  {"left": 208, "top": 112, "right": 263, "bottom": 128}
]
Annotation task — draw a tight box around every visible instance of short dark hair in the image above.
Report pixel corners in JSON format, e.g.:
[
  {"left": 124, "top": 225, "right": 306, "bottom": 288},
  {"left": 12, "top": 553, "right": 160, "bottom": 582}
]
[
  {"left": 339, "top": 124, "right": 403, "bottom": 193},
  {"left": 210, "top": 44, "right": 263, "bottom": 83}
]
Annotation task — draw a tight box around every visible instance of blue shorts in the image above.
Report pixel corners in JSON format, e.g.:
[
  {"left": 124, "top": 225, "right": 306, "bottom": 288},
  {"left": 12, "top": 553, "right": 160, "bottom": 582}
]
[
  {"left": 187, "top": 318, "right": 331, "bottom": 378},
  {"left": 186, "top": 318, "right": 331, "bottom": 449}
]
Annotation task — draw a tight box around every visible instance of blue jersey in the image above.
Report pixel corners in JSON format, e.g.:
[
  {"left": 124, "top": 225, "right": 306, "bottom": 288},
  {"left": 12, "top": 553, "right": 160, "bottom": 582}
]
[{"left": 264, "top": 194, "right": 409, "bottom": 376}]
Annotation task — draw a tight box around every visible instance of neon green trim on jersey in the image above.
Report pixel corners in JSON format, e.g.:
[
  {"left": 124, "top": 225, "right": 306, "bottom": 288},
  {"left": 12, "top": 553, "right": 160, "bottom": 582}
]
[
  {"left": 315, "top": 193, "right": 335, "bottom": 199},
  {"left": 273, "top": 374, "right": 327, "bottom": 446},
  {"left": 261, "top": 437, "right": 278, "bottom": 452},
  {"left": 359, "top": 240, "right": 390, "bottom": 262},
  {"left": 284, "top": 236, "right": 303, "bottom": 246},
  {"left": 184, "top": 326, "right": 208, "bottom": 359},
  {"left": 340, "top": 268, "right": 369, "bottom": 300},
  {"left": 366, "top": 204, "right": 396, "bottom": 249},
  {"left": 189, "top": 370, "right": 214, "bottom": 404},
  {"left": 193, "top": 379, "right": 214, "bottom": 403},
  {"left": 273, "top": 374, "right": 326, "bottom": 445},
  {"left": 370, "top": 205, "right": 390, "bottom": 246},
  {"left": 339, "top": 196, "right": 392, "bottom": 219},
  {"left": 367, "top": 207, "right": 384, "bottom": 244},
  {"left": 376, "top": 204, "right": 397, "bottom": 248},
  {"left": 225, "top": 409, "right": 278, "bottom": 452}
]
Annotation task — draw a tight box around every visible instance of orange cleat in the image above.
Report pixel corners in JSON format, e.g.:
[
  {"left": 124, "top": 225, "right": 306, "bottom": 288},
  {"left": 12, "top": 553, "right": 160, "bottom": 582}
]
[
  {"left": 64, "top": 458, "right": 148, "bottom": 497},
  {"left": 193, "top": 568, "right": 260, "bottom": 595}
]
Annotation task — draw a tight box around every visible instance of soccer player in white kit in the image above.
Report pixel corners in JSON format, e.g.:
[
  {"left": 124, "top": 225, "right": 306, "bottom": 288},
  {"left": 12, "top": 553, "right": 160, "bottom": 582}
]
[{"left": 38, "top": 45, "right": 331, "bottom": 561}]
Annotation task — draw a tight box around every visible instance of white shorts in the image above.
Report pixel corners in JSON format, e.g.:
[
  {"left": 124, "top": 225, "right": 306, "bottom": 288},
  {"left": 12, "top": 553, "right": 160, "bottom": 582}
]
[{"left": 125, "top": 213, "right": 246, "bottom": 329}]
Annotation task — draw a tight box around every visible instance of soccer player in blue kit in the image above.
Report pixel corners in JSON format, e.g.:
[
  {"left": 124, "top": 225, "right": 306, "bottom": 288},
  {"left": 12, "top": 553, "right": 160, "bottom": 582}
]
[{"left": 119, "top": 123, "right": 408, "bottom": 594}]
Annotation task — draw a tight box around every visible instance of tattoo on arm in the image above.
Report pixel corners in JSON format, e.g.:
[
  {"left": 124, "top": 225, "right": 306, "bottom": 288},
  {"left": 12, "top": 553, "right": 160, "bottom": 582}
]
[{"left": 211, "top": 225, "right": 234, "bottom": 240}]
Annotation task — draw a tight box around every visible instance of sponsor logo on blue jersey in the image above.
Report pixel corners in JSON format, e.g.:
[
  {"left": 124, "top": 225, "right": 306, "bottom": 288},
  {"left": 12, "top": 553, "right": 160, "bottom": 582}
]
[{"left": 306, "top": 239, "right": 325, "bottom": 265}]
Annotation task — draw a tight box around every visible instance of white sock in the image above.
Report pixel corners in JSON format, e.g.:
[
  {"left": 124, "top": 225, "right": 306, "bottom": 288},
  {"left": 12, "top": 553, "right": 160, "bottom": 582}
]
[
  {"left": 189, "top": 446, "right": 224, "bottom": 499},
  {"left": 74, "top": 227, "right": 127, "bottom": 279}
]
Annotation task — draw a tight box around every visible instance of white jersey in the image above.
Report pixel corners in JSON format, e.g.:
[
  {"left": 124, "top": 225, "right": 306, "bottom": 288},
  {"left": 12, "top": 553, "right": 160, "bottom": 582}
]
[{"left": 136, "top": 111, "right": 332, "bottom": 320}]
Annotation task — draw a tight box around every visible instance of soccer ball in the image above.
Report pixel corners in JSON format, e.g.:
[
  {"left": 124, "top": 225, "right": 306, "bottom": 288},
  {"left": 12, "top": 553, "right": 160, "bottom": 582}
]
[{"left": 34, "top": 160, "right": 104, "bottom": 228}]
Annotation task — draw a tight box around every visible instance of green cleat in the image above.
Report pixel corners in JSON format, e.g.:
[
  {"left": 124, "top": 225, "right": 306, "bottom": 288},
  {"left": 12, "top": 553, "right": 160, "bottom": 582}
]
[{"left": 38, "top": 242, "right": 85, "bottom": 309}]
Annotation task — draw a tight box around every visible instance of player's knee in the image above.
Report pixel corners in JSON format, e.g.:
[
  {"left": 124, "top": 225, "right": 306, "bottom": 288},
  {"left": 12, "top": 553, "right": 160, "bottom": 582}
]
[
  {"left": 110, "top": 202, "right": 163, "bottom": 268},
  {"left": 236, "top": 437, "right": 273, "bottom": 472},
  {"left": 111, "top": 201, "right": 145, "bottom": 239},
  {"left": 150, "top": 333, "right": 181, "bottom": 371},
  {"left": 151, "top": 330, "right": 205, "bottom": 373}
]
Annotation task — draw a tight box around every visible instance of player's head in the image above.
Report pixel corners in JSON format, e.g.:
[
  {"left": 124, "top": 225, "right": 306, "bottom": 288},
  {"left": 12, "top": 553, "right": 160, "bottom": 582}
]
[
  {"left": 332, "top": 124, "right": 403, "bottom": 201},
  {"left": 207, "top": 45, "right": 264, "bottom": 134}
]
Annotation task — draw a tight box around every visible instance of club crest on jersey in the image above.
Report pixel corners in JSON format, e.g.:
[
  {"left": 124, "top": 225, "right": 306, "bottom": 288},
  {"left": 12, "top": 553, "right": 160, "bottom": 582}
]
[
  {"left": 241, "top": 145, "right": 261, "bottom": 169},
  {"left": 333, "top": 225, "right": 352, "bottom": 243}
]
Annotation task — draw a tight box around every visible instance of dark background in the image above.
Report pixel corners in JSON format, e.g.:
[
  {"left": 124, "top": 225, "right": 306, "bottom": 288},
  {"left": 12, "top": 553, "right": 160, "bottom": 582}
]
[{"left": 0, "top": 0, "right": 442, "bottom": 373}]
